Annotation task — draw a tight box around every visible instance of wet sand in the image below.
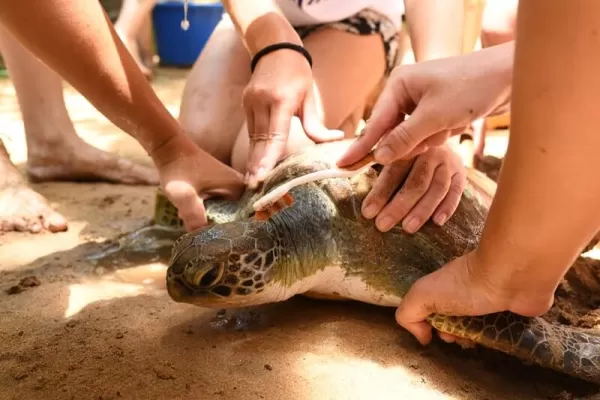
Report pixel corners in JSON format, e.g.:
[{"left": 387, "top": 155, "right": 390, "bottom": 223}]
[{"left": 1, "top": 69, "right": 599, "bottom": 400}]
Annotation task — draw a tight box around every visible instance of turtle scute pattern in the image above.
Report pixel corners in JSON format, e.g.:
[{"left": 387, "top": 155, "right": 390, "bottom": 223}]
[
  {"left": 163, "top": 142, "right": 600, "bottom": 386},
  {"left": 167, "top": 220, "right": 287, "bottom": 301},
  {"left": 154, "top": 189, "right": 185, "bottom": 230},
  {"left": 428, "top": 311, "right": 600, "bottom": 384}
]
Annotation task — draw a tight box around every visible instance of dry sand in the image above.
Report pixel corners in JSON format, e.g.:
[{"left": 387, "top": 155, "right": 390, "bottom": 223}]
[{"left": 1, "top": 69, "right": 599, "bottom": 400}]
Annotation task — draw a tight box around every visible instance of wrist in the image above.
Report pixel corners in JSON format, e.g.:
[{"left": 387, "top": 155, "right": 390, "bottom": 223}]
[
  {"left": 148, "top": 132, "right": 199, "bottom": 168},
  {"left": 485, "top": 42, "right": 514, "bottom": 115},
  {"left": 244, "top": 14, "right": 302, "bottom": 56},
  {"left": 470, "top": 245, "right": 559, "bottom": 315}
]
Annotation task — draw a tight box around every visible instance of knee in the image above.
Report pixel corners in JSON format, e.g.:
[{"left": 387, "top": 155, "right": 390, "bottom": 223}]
[
  {"left": 178, "top": 112, "right": 231, "bottom": 162},
  {"left": 480, "top": 2, "right": 517, "bottom": 47}
]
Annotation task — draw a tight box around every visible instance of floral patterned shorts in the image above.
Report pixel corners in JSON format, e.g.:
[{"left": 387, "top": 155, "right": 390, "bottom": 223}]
[{"left": 294, "top": 8, "right": 400, "bottom": 75}]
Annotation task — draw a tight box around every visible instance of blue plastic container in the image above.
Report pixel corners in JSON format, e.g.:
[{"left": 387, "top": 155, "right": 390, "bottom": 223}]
[{"left": 152, "top": 1, "right": 224, "bottom": 67}]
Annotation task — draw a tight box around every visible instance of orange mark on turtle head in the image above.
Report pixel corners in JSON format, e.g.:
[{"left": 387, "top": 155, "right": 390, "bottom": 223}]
[{"left": 253, "top": 193, "right": 295, "bottom": 221}]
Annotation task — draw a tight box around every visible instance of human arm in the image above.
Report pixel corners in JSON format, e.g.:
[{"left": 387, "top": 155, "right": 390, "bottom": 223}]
[
  {"left": 339, "top": 40, "right": 512, "bottom": 233},
  {"left": 0, "top": 0, "right": 244, "bottom": 230},
  {"left": 395, "top": 0, "right": 600, "bottom": 344},
  {"left": 404, "top": 0, "right": 464, "bottom": 62},
  {"left": 222, "top": 0, "right": 341, "bottom": 189},
  {"left": 354, "top": 0, "right": 467, "bottom": 232},
  {"left": 338, "top": 41, "right": 514, "bottom": 168}
]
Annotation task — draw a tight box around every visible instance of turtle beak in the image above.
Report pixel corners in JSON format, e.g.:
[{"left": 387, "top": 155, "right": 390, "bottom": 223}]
[{"left": 166, "top": 273, "right": 190, "bottom": 303}]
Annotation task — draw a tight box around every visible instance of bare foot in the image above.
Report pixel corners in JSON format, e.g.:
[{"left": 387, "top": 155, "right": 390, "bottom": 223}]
[
  {"left": 26, "top": 136, "right": 159, "bottom": 185},
  {"left": 0, "top": 141, "right": 67, "bottom": 233}
]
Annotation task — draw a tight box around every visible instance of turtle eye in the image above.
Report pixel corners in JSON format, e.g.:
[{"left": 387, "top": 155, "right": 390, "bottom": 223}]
[
  {"left": 198, "top": 263, "right": 222, "bottom": 287},
  {"left": 187, "top": 262, "right": 224, "bottom": 289}
]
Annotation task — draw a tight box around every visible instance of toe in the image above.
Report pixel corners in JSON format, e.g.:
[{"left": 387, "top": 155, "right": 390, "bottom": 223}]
[
  {"left": 11, "top": 216, "right": 30, "bottom": 233},
  {"left": 44, "top": 211, "right": 68, "bottom": 233}
]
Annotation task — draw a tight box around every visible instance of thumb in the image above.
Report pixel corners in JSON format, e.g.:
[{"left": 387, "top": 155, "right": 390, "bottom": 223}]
[
  {"left": 337, "top": 75, "right": 409, "bottom": 167},
  {"left": 301, "top": 90, "right": 344, "bottom": 143},
  {"left": 374, "top": 105, "right": 442, "bottom": 164},
  {"left": 204, "top": 169, "right": 245, "bottom": 201},
  {"left": 395, "top": 279, "right": 436, "bottom": 346},
  {"left": 163, "top": 180, "right": 208, "bottom": 232}
]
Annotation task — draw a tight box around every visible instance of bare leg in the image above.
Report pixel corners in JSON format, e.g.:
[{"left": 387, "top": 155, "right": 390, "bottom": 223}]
[
  {"left": 231, "top": 27, "right": 386, "bottom": 172},
  {"left": 480, "top": 0, "right": 518, "bottom": 48},
  {"left": 470, "top": 0, "right": 518, "bottom": 162},
  {"left": 0, "top": 26, "right": 158, "bottom": 185},
  {"left": 136, "top": 11, "right": 156, "bottom": 69},
  {"left": 0, "top": 26, "right": 158, "bottom": 233},
  {"left": 114, "top": 0, "right": 157, "bottom": 78},
  {"left": 178, "top": 16, "right": 251, "bottom": 164},
  {"left": 0, "top": 140, "right": 67, "bottom": 233}
]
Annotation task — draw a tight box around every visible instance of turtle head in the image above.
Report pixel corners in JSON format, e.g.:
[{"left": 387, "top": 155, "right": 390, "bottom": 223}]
[{"left": 166, "top": 220, "right": 287, "bottom": 308}]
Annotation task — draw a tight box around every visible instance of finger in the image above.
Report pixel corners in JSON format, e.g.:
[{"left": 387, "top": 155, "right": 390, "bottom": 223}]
[
  {"left": 424, "top": 131, "right": 451, "bottom": 148},
  {"left": 164, "top": 181, "right": 208, "bottom": 232},
  {"left": 402, "top": 164, "right": 451, "bottom": 233},
  {"left": 437, "top": 332, "right": 476, "bottom": 349},
  {"left": 374, "top": 106, "right": 446, "bottom": 164},
  {"left": 433, "top": 171, "right": 466, "bottom": 226},
  {"left": 204, "top": 169, "right": 246, "bottom": 201},
  {"left": 179, "top": 197, "right": 207, "bottom": 232},
  {"left": 362, "top": 161, "right": 413, "bottom": 220},
  {"left": 337, "top": 78, "right": 408, "bottom": 167},
  {"left": 246, "top": 106, "right": 289, "bottom": 189},
  {"left": 375, "top": 155, "right": 436, "bottom": 232},
  {"left": 395, "top": 282, "right": 436, "bottom": 345},
  {"left": 302, "top": 89, "right": 344, "bottom": 143},
  {"left": 403, "top": 142, "right": 430, "bottom": 160}
]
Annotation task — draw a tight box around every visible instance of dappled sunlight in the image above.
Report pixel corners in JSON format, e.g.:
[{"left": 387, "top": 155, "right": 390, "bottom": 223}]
[
  {"left": 296, "top": 352, "right": 453, "bottom": 399},
  {"left": 0, "top": 221, "right": 89, "bottom": 269},
  {"left": 64, "top": 262, "right": 168, "bottom": 318}
]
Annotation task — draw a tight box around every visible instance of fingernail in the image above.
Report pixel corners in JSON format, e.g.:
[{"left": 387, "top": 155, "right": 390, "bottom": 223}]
[
  {"left": 403, "top": 217, "right": 420, "bottom": 233},
  {"left": 362, "top": 203, "right": 378, "bottom": 219},
  {"left": 374, "top": 146, "right": 395, "bottom": 164},
  {"left": 377, "top": 216, "right": 394, "bottom": 232},
  {"left": 434, "top": 213, "right": 447, "bottom": 225}
]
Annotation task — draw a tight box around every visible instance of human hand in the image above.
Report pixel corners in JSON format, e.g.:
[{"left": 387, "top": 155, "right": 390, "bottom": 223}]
[
  {"left": 395, "top": 250, "right": 555, "bottom": 346},
  {"left": 243, "top": 49, "right": 343, "bottom": 189},
  {"left": 337, "top": 42, "right": 513, "bottom": 168},
  {"left": 151, "top": 135, "right": 245, "bottom": 231},
  {"left": 362, "top": 144, "right": 466, "bottom": 233}
]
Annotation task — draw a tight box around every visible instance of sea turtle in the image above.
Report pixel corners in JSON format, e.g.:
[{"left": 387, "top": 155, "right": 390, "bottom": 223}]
[{"left": 95, "top": 140, "right": 600, "bottom": 385}]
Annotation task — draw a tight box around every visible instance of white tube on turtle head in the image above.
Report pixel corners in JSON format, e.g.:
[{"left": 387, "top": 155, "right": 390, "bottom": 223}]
[{"left": 252, "top": 162, "right": 375, "bottom": 212}]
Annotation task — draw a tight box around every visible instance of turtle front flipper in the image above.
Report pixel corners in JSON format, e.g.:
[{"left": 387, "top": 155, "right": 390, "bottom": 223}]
[
  {"left": 427, "top": 312, "right": 600, "bottom": 385},
  {"left": 86, "top": 190, "right": 186, "bottom": 267},
  {"left": 86, "top": 190, "right": 244, "bottom": 268}
]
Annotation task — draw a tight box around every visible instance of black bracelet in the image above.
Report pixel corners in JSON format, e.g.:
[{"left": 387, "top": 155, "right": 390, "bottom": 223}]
[{"left": 250, "top": 42, "right": 312, "bottom": 73}]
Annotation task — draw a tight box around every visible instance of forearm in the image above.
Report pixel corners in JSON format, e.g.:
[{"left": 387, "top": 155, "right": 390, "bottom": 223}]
[
  {"left": 477, "top": 1, "right": 600, "bottom": 297},
  {"left": 0, "top": 0, "right": 188, "bottom": 165},
  {"left": 222, "top": 0, "right": 301, "bottom": 56},
  {"left": 404, "top": 0, "right": 464, "bottom": 62}
]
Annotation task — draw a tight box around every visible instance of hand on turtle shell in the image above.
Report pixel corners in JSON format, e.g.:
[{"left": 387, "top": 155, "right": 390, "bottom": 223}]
[
  {"left": 361, "top": 144, "right": 466, "bottom": 233},
  {"left": 395, "top": 250, "right": 555, "bottom": 346},
  {"left": 152, "top": 134, "right": 245, "bottom": 232},
  {"left": 337, "top": 42, "right": 514, "bottom": 168},
  {"left": 243, "top": 50, "right": 343, "bottom": 189}
]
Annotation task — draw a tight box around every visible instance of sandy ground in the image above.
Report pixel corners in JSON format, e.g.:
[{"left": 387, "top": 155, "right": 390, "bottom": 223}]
[{"left": 1, "top": 68, "right": 600, "bottom": 400}]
